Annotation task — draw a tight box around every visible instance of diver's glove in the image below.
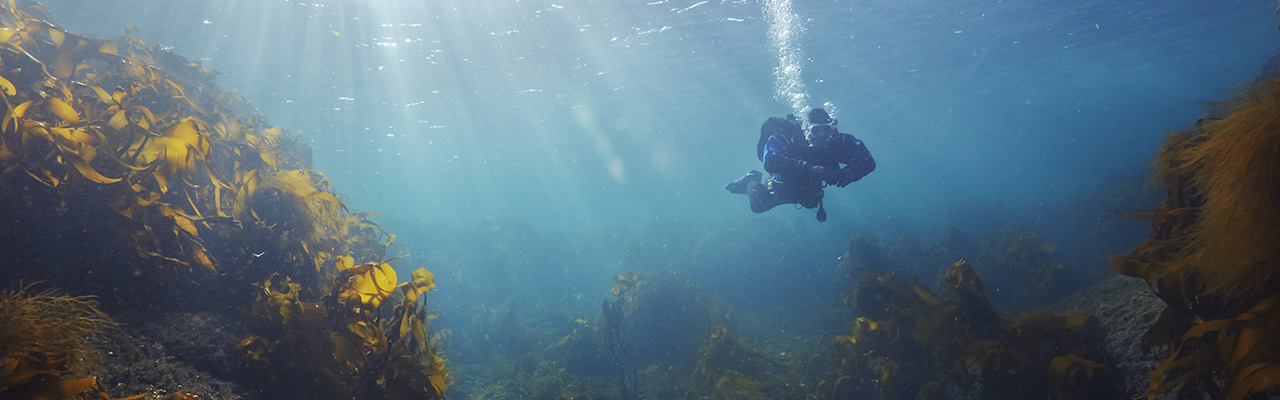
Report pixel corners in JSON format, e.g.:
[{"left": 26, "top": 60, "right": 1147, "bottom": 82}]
[
  {"left": 811, "top": 165, "right": 834, "bottom": 181},
  {"left": 829, "top": 168, "right": 859, "bottom": 188}
]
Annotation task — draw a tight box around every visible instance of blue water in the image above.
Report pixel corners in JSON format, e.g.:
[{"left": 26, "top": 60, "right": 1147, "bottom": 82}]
[{"left": 42, "top": 0, "right": 1280, "bottom": 381}]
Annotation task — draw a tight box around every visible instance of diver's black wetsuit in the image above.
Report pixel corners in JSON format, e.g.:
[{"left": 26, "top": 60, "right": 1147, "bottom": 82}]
[{"left": 727, "top": 108, "right": 875, "bottom": 222}]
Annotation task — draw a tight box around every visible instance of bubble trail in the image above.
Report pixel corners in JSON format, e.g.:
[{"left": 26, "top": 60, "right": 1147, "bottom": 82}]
[{"left": 765, "top": 0, "right": 809, "bottom": 118}]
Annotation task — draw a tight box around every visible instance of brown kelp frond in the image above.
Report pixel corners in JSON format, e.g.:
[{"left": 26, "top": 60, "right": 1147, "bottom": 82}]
[
  {"left": 691, "top": 325, "right": 728, "bottom": 385},
  {"left": 1146, "top": 293, "right": 1280, "bottom": 400},
  {"left": 944, "top": 260, "right": 1003, "bottom": 332},
  {"left": 335, "top": 260, "right": 401, "bottom": 312},
  {"left": 0, "top": 0, "right": 389, "bottom": 294},
  {"left": 1050, "top": 355, "right": 1107, "bottom": 400},
  {"left": 1159, "top": 77, "right": 1280, "bottom": 300},
  {"left": 611, "top": 270, "right": 640, "bottom": 297},
  {"left": 690, "top": 325, "right": 790, "bottom": 398},
  {"left": 709, "top": 370, "right": 766, "bottom": 400},
  {"left": 0, "top": 284, "right": 116, "bottom": 377},
  {"left": 839, "top": 227, "right": 1074, "bottom": 312},
  {"left": 246, "top": 260, "right": 448, "bottom": 400},
  {"left": 1114, "top": 76, "right": 1280, "bottom": 400},
  {"left": 822, "top": 261, "right": 1121, "bottom": 400},
  {"left": 383, "top": 266, "right": 449, "bottom": 400}
]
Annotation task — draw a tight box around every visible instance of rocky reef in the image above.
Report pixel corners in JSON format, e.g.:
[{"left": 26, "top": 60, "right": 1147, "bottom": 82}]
[{"left": 0, "top": 2, "right": 447, "bottom": 399}]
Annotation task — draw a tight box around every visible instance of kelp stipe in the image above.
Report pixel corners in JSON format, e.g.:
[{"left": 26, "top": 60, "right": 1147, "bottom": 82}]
[{"left": 604, "top": 271, "right": 639, "bottom": 399}]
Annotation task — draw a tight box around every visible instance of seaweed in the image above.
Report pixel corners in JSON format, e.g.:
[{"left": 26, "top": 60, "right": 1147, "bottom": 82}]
[
  {"left": 0, "top": 1, "right": 425, "bottom": 398},
  {"left": 448, "top": 266, "right": 816, "bottom": 400},
  {"left": 820, "top": 260, "right": 1123, "bottom": 400},
  {"left": 0, "top": 0, "right": 390, "bottom": 309},
  {"left": 838, "top": 225, "right": 1075, "bottom": 313},
  {"left": 515, "top": 358, "right": 618, "bottom": 400},
  {"left": 1112, "top": 76, "right": 1280, "bottom": 400},
  {"left": 243, "top": 258, "right": 449, "bottom": 400},
  {"left": 708, "top": 370, "right": 765, "bottom": 400},
  {"left": 603, "top": 271, "right": 639, "bottom": 399},
  {"left": 973, "top": 228, "right": 1068, "bottom": 309},
  {"left": 690, "top": 325, "right": 791, "bottom": 393},
  {"left": 617, "top": 272, "right": 716, "bottom": 373},
  {"left": 0, "top": 284, "right": 146, "bottom": 400}
]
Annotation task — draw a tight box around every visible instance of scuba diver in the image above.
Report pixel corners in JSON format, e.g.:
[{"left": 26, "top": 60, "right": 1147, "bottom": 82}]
[{"left": 725, "top": 108, "right": 875, "bottom": 222}]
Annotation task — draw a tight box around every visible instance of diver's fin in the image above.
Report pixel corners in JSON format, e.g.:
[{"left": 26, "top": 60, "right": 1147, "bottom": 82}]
[{"left": 725, "top": 170, "right": 762, "bottom": 194}]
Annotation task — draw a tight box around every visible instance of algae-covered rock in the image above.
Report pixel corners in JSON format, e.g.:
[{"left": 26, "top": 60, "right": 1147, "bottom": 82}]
[{"left": 0, "top": 0, "right": 388, "bottom": 309}]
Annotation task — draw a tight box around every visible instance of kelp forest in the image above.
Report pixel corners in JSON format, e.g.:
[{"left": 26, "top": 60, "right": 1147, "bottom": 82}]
[
  {"left": 0, "top": 1, "right": 443, "bottom": 399},
  {"left": 0, "top": 1, "right": 1278, "bottom": 400}
]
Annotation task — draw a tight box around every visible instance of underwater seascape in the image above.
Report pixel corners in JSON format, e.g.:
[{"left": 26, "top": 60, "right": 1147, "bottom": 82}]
[{"left": 3, "top": 0, "right": 1280, "bottom": 399}]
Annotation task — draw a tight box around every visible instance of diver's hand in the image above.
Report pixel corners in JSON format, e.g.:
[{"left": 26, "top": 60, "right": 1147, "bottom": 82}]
[
  {"left": 811, "top": 165, "right": 834, "bottom": 180},
  {"left": 831, "top": 168, "right": 858, "bottom": 187}
]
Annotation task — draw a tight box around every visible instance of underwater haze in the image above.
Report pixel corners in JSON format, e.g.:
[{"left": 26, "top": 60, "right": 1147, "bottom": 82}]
[
  {"left": 43, "top": 0, "right": 1277, "bottom": 231},
  {"left": 34, "top": 0, "right": 1280, "bottom": 396}
]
